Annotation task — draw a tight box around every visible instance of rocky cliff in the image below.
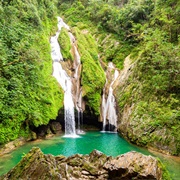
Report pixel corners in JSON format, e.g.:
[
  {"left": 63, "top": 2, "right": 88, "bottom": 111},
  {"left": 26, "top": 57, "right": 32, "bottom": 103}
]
[
  {"left": 1, "top": 147, "right": 169, "bottom": 180},
  {"left": 115, "top": 56, "right": 180, "bottom": 156}
]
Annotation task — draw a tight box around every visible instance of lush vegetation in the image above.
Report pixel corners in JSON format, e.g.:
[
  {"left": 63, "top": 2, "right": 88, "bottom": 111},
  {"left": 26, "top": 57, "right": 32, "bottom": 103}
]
[
  {"left": 58, "top": 27, "right": 73, "bottom": 61},
  {"left": 58, "top": 0, "right": 179, "bottom": 155},
  {"left": 114, "top": 0, "right": 180, "bottom": 155},
  {"left": 72, "top": 27, "right": 105, "bottom": 115},
  {"left": 0, "top": 0, "right": 64, "bottom": 144},
  {"left": 0, "top": 0, "right": 179, "bottom": 159}
]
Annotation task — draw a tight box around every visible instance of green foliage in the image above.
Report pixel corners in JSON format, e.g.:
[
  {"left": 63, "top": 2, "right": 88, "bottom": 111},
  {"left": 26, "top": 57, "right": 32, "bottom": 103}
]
[
  {"left": 137, "top": 29, "right": 180, "bottom": 95},
  {"left": 157, "top": 159, "right": 171, "bottom": 180},
  {"left": 58, "top": 1, "right": 129, "bottom": 69},
  {"left": 57, "top": 0, "right": 156, "bottom": 68},
  {"left": 58, "top": 27, "right": 73, "bottom": 60},
  {"left": 112, "top": 0, "right": 180, "bottom": 155},
  {"left": 153, "top": 0, "right": 180, "bottom": 43},
  {"left": 72, "top": 27, "right": 106, "bottom": 115},
  {"left": 0, "top": 0, "right": 63, "bottom": 144}
]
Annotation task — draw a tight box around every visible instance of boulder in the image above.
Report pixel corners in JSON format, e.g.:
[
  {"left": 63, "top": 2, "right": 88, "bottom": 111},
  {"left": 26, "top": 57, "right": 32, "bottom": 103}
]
[
  {"left": 104, "top": 151, "right": 162, "bottom": 179},
  {"left": 34, "top": 121, "right": 62, "bottom": 139},
  {"left": 49, "top": 121, "right": 62, "bottom": 134},
  {"left": 0, "top": 148, "right": 168, "bottom": 180}
]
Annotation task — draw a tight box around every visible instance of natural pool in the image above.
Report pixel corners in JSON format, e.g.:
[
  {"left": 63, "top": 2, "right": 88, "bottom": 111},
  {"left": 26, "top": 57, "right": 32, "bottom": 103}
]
[{"left": 0, "top": 131, "right": 179, "bottom": 179}]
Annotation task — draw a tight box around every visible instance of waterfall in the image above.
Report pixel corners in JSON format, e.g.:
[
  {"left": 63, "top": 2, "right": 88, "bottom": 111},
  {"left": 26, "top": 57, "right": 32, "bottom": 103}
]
[
  {"left": 69, "top": 32, "right": 85, "bottom": 134},
  {"left": 76, "top": 90, "right": 85, "bottom": 134},
  {"left": 50, "top": 17, "right": 78, "bottom": 137},
  {"left": 101, "top": 62, "right": 119, "bottom": 132}
]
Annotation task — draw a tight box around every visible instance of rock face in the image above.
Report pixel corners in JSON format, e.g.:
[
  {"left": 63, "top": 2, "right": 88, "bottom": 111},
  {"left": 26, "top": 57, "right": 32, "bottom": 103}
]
[
  {"left": 32, "top": 121, "right": 62, "bottom": 139},
  {"left": 115, "top": 56, "right": 179, "bottom": 156},
  {"left": 1, "top": 147, "right": 166, "bottom": 180}
]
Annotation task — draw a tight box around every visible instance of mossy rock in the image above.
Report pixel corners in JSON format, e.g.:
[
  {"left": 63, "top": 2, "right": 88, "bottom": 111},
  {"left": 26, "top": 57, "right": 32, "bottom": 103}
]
[
  {"left": 58, "top": 27, "right": 73, "bottom": 61},
  {"left": 72, "top": 26, "right": 106, "bottom": 115}
]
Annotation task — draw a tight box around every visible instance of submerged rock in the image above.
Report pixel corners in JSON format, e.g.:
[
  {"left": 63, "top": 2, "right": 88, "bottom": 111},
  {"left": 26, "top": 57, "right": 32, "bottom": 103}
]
[
  {"left": 0, "top": 138, "right": 26, "bottom": 156},
  {"left": 0, "top": 147, "right": 169, "bottom": 180}
]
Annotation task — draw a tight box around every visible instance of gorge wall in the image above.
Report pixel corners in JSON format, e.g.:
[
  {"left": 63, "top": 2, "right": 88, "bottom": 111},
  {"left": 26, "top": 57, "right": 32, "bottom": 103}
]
[{"left": 115, "top": 56, "right": 179, "bottom": 156}]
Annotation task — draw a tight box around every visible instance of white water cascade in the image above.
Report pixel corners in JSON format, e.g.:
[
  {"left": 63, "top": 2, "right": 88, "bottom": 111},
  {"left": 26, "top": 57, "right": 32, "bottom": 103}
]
[
  {"left": 76, "top": 90, "right": 84, "bottom": 134},
  {"left": 69, "top": 31, "right": 85, "bottom": 134},
  {"left": 50, "top": 17, "right": 78, "bottom": 137},
  {"left": 101, "top": 62, "right": 119, "bottom": 132}
]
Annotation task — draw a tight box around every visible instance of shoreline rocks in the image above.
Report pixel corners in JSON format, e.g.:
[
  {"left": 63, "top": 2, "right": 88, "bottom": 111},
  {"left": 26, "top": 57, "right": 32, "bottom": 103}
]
[
  {"left": 0, "top": 121, "right": 63, "bottom": 157},
  {"left": 0, "top": 147, "right": 169, "bottom": 180},
  {"left": 0, "top": 137, "right": 26, "bottom": 157}
]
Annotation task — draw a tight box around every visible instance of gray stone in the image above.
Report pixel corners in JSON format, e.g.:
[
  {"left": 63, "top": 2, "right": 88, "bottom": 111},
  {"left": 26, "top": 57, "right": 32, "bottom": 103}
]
[{"left": 0, "top": 147, "right": 168, "bottom": 180}]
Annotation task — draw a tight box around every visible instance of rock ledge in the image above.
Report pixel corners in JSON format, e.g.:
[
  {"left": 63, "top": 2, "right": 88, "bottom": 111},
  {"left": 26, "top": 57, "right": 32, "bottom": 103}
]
[{"left": 1, "top": 147, "right": 167, "bottom": 180}]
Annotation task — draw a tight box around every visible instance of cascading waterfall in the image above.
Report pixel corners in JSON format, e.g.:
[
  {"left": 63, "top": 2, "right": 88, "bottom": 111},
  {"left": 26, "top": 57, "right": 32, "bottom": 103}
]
[
  {"left": 69, "top": 31, "right": 85, "bottom": 134},
  {"left": 50, "top": 17, "right": 78, "bottom": 137},
  {"left": 101, "top": 62, "right": 119, "bottom": 132},
  {"left": 76, "top": 90, "right": 84, "bottom": 134},
  {"left": 51, "top": 17, "right": 118, "bottom": 135}
]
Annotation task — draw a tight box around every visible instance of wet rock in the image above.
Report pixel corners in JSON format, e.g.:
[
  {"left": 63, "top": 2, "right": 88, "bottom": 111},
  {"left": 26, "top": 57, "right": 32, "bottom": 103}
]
[
  {"left": 33, "top": 121, "right": 62, "bottom": 139},
  {"left": 49, "top": 121, "right": 62, "bottom": 134},
  {"left": 0, "top": 138, "right": 26, "bottom": 156},
  {"left": 1, "top": 147, "right": 168, "bottom": 180}
]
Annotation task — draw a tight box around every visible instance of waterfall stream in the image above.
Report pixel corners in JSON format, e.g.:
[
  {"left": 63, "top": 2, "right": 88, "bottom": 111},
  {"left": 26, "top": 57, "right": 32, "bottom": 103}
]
[
  {"left": 101, "top": 62, "right": 119, "bottom": 132},
  {"left": 50, "top": 17, "right": 83, "bottom": 137},
  {"left": 69, "top": 32, "right": 85, "bottom": 134},
  {"left": 51, "top": 17, "right": 118, "bottom": 135}
]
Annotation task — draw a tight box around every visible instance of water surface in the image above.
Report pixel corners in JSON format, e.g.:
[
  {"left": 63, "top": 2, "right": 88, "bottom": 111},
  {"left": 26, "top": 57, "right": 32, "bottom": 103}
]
[{"left": 0, "top": 131, "right": 179, "bottom": 179}]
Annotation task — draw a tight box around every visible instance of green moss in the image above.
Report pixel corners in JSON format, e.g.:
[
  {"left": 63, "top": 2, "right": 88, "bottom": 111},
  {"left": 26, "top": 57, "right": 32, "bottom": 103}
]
[
  {"left": 0, "top": 1, "right": 63, "bottom": 144},
  {"left": 157, "top": 159, "right": 171, "bottom": 180},
  {"left": 72, "top": 27, "right": 105, "bottom": 115},
  {"left": 82, "top": 161, "right": 98, "bottom": 175},
  {"left": 58, "top": 27, "right": 73, "bottom": 61}
]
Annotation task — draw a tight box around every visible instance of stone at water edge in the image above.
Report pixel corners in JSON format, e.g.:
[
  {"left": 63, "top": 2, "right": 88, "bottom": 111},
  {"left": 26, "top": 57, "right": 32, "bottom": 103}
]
[
  {"left": 0, "top": 138, "right": 26, "bottom": 156},
  {"left": 0, "top": 147, "right": 169, "bottom": 180},
  {"left": 104, "top": 151, "right": 163, "bottom": 179}
]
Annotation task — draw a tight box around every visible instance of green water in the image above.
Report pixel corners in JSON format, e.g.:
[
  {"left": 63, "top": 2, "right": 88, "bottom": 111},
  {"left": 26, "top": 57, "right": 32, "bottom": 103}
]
[{"left": 0, "top": 131, "right": 179, "bottom": 179}]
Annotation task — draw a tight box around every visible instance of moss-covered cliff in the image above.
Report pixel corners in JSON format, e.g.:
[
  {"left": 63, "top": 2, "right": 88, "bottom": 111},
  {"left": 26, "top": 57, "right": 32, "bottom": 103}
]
[
  {"left": 115, "top": 1, "right": 180, "bottom": 155},
  {"left": 72, "top": 27, "right": 105, "bottom": 115},
  {"left": 0, "top": 0, "right": 106, "bottom": 144},
  {"left": 0, "top": 0, "right": 64, "bottom": 144},
  {"left": 116, "top": 55, "right": 180, "bottom": 155}
]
